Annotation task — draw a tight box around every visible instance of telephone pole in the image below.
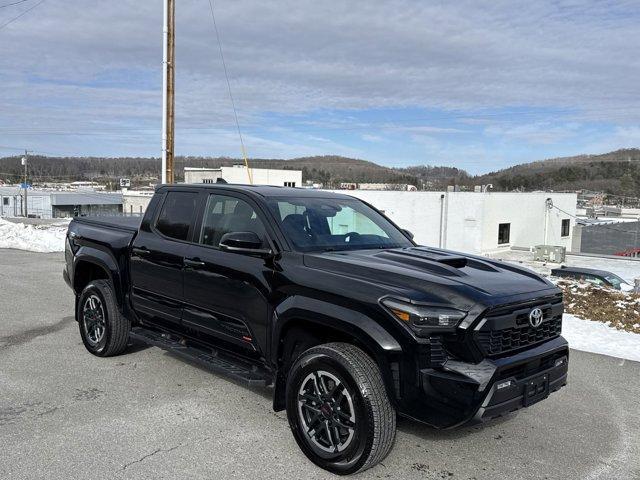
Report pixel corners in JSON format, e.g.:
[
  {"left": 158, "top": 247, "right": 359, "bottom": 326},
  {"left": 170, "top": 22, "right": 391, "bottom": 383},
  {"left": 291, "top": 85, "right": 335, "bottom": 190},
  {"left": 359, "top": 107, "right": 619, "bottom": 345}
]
[
  {"left": 161, "top": 0, "right": 175, "bottom": 184},
  {"left": 21, "top": 150, "right": 28, "bottom": 217}
]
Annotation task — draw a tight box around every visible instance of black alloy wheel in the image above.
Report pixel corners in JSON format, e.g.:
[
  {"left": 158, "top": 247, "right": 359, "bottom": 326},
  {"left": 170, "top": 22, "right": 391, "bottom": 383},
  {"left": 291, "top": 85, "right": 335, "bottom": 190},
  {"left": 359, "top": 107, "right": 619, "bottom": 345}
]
[
  {"left": 286, "top": 343, "right": 396, "bottom": 475},
  {"left": 78, "top": 280, "right": 130, "bottom": 357}
]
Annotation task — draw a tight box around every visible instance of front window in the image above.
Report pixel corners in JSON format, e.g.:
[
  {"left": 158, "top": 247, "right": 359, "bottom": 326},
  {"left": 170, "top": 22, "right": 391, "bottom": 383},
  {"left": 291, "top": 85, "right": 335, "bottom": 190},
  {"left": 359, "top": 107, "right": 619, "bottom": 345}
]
[
  {"left": 199, "top": 194, "right": 267, "bottom": 248},
  {"left": 266, "top": 196, "right": 413, "bottom": 252},
  {"left": 561, "top": 219, "right": 570, "bottom": 237}
]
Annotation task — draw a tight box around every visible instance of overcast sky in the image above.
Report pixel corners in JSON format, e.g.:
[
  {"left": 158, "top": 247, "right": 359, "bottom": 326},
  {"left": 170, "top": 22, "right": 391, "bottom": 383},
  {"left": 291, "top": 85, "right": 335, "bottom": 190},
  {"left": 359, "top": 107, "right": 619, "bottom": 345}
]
[{"left": 1, "top": 0, "right": 639, "bottom": 173}]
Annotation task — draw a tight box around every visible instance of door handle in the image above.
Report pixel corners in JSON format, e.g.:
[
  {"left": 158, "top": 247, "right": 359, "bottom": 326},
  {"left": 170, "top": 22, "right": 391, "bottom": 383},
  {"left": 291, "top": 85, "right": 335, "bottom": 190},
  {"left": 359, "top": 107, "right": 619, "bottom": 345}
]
[
  {"left": 184, "top": 258, "right": 205, "bottom": 268},
  {"left": 132, "top": 247, "right": 151, "bottom": 256}
]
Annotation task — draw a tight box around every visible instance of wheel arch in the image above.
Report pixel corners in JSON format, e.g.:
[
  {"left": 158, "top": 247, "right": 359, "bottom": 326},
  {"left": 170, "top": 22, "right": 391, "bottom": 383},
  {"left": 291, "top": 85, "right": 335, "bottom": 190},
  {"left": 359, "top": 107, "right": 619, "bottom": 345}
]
[
  {"left": 271, "top": 296, "right": 402, "bottom": 411},
  {"left": 73, "top": 248, "right": 123, "bottom": 307}
]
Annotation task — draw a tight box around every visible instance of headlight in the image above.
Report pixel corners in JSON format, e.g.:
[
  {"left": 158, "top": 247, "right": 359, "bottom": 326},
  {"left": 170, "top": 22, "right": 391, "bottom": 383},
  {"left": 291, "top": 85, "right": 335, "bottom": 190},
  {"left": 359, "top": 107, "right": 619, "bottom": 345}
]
[{"left": 381, "top": 298, "right": 467, "bottom": 335}]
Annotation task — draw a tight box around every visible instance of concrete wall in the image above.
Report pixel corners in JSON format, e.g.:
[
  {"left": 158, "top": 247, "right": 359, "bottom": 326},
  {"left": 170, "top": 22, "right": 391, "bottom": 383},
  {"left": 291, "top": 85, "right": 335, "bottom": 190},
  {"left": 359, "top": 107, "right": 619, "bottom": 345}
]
[
  {"left": 122, "top": 191, "right": 154, "bottom": 215},
  {"left": 480, "top": 192, "right": 575, "bottom": 253},
  {"left": 329, "top": 190, "right": 577, "bottom": 254},
  {"left": 331, "top": 190, "right": 445, "bottom": 247}
]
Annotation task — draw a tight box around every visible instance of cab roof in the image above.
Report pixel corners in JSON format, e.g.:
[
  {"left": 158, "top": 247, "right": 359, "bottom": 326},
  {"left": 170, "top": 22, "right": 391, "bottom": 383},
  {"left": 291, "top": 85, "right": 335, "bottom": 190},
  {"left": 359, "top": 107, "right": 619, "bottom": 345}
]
[{"left": 158, "top": 183, "right": 353, "bottom": 199}]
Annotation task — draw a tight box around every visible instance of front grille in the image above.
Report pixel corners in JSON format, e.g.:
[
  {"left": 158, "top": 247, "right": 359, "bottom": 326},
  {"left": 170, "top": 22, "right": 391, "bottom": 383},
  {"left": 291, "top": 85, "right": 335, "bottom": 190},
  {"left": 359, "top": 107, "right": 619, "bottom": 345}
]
[
  {"left": 477, "top": 317, "right": 562, "bottom": 356},
  {"left": 475, "top": 295, "right": 563, "bottom": 357}
]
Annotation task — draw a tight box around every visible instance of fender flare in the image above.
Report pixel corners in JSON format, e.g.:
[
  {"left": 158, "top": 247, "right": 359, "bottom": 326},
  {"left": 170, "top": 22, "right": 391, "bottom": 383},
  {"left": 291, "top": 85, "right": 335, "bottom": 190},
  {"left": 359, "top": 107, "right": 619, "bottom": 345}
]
[
  {"left": 73, "top": 247, "right": 124, "bottom": 307},
  {"left": 271, "top": 295, "right": 403, "bottom": 411}
]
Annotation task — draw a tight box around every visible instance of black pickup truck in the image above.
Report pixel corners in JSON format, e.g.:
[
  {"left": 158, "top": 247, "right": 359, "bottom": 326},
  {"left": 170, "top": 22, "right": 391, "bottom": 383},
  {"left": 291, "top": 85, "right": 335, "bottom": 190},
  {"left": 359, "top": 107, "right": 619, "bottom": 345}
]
[{"left": 63, "top": 184, "right": 568, "bottom": 474}]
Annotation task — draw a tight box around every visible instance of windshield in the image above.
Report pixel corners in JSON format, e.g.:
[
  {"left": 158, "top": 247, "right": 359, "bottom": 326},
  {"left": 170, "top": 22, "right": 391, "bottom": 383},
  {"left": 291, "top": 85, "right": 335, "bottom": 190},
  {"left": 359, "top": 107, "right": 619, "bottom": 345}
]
[
  {"left": 266, "top": 196, "right": 414, "bottom": 252},
  {"left": 604, "top": 274, "right": 627, "bottom": 290}
]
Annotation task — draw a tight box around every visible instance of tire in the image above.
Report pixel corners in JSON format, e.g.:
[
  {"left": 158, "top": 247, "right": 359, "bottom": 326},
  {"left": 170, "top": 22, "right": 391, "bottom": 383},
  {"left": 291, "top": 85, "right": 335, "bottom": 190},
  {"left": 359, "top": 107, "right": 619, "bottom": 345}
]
[
  {"left": 285, "top": 343, "right": 396, "bottom": 475},
  {"left": 77, "top": 280, "right": 130, "bottom": 357}
]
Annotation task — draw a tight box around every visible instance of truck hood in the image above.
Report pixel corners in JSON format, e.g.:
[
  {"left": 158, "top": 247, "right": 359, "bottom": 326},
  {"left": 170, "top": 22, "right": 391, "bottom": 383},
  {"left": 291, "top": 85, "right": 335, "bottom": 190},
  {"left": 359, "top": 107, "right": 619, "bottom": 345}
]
[{"left": 303, "top": 246, "right": 556, "bottom": 307}]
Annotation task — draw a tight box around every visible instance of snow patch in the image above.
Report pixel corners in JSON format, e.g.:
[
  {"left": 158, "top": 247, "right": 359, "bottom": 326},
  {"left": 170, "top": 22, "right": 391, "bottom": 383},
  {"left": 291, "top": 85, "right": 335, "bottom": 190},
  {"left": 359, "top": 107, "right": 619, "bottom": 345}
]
[
  {"left": 562, "top": 314, "right": 640, "bottom": 362},
  {"left": 0, "top": 218, "right": 68, "bottom": 253}
]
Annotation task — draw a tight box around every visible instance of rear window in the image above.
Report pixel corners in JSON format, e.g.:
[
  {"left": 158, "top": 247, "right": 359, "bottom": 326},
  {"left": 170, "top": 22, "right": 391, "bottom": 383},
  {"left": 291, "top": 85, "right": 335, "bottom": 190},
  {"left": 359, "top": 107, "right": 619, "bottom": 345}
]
[{"left": 155, "top": 191, "right": 198, "bottom": 241}]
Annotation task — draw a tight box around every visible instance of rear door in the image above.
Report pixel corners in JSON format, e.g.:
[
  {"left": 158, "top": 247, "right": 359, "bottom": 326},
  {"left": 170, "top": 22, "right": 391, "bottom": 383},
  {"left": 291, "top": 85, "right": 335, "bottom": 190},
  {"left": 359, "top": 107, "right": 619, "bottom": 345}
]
[
  {"left": 182, "top": 192, "right": 275, "bottom": 357},
  {"left": 130, "top": 190, "right": 199, "bottom": 328}
]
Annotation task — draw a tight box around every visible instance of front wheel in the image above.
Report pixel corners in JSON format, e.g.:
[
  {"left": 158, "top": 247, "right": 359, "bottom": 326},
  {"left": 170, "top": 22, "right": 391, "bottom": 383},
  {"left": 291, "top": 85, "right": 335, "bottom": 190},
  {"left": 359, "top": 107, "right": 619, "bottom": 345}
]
[
  {"left": 285, "top": 343, "right": 396, "bottom": 475},
  {"left": 78, "top": 280, "right": 130, "bottom": 357}
]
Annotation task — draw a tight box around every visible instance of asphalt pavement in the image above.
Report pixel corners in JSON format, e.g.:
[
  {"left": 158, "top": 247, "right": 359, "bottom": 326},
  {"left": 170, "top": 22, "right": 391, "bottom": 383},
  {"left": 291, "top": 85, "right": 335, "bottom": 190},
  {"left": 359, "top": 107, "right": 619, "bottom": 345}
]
[{"left": 1, "top": 249, "right": 639, "bottom": 480}]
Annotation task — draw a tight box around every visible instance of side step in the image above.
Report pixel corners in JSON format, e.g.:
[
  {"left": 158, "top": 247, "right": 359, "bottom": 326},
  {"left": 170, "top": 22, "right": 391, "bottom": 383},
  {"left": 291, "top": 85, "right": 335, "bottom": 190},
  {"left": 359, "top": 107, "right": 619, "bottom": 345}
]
[{"left": 129, "top": 327, "right": 272, "bottom": 387}]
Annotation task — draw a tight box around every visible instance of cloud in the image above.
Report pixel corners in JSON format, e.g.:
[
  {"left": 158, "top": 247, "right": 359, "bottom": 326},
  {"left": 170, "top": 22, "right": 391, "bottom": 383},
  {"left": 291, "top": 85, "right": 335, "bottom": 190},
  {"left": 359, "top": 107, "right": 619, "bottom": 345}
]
[
  {"left": 361, "top": 134, "right": 383, "bottom": 143},
  {"left": 0, "top": 0, "right": 638, "bottom": 168},
  {"left": 483, "top": 122, "right": 583, "bottom": 145}
]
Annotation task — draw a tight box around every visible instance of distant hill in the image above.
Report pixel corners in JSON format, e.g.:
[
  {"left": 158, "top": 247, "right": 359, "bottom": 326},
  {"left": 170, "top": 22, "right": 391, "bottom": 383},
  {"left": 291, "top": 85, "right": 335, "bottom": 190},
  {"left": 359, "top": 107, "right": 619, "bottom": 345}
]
[
  {"left": 1, "top": 149, "right": 638, "bottom": 195},
  {"left": 473, "top": 148, "right": 640, "bottom": 195},
  {"left": 0, "top": 154, "right": 462, "bottom": 189}
]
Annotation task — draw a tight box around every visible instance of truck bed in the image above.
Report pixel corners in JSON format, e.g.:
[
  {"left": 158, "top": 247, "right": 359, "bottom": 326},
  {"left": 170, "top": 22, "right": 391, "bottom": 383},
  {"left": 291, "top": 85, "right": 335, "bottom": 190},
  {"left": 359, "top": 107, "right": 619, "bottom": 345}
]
[{"left": 73, "top": 215, "right": 142, "bottom": 232}]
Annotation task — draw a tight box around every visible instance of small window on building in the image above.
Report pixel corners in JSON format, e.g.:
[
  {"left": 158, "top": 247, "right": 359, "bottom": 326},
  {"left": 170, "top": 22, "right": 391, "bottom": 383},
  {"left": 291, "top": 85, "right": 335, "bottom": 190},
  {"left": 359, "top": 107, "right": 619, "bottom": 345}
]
[
  {"left": 284, "top": 182, "right": 296, "bottom": 187},
  {"left": 561, "top": 219, "right": 570, "bottom": 237},
  {"left": 2, "top": 197, "right": 8, "bottom": 206},
  {"left": 498, "top": 223, "right": 510, "bottom": 245}
]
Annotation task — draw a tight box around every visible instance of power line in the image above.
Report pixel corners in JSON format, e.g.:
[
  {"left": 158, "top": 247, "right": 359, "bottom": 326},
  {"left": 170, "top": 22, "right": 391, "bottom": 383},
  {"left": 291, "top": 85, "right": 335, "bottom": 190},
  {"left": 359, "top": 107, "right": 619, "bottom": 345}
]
[
  {"left": 0, "top": 0, "right": 29, "bottom": 9},
  {"left": 0, "top": 0, "right": 45, "bottom": 31},
  {"left": 206, "top": 0, "right": 252, "bottom": 184}
]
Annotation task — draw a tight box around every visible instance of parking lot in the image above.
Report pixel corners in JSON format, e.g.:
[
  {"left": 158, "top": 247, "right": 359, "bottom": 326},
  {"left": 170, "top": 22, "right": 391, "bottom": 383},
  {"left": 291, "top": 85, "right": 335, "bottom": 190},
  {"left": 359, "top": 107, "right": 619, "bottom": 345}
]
[{"left": 1, "top": 249, "right": 639, "bottom": 480}]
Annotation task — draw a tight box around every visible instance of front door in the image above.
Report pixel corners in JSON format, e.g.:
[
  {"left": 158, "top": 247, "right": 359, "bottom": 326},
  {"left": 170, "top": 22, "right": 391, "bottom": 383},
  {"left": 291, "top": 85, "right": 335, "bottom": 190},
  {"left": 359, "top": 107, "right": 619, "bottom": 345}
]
[
  {"left": 182, "top": 193, "right": 274, "bottom": 357},
  {"left": 130, "top": 190, "right": 199, "bottom": 328}
]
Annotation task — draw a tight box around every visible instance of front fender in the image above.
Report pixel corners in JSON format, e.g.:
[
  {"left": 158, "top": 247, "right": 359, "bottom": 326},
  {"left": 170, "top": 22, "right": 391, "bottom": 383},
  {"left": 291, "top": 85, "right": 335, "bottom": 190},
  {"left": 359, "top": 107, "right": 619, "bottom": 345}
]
[{"left": 271, "top": 295, "right": 403, "bottom": 411}]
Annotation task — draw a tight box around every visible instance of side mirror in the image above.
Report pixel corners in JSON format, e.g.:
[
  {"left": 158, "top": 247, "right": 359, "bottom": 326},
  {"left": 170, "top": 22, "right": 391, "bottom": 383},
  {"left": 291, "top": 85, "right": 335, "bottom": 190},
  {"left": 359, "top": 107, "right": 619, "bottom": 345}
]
[
  {"left": 401, "top": 229, "right": 414, "bottom": 240},
  {"left": 219, "top": 231, "right": 272, "bottom": 257}
]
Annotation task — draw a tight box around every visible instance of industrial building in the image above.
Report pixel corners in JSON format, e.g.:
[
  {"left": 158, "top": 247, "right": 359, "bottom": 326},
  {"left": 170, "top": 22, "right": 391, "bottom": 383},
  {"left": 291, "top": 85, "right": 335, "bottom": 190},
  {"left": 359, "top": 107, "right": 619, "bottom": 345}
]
[
  {"left": 122, "top": 189, "right": 155, "bottom": 216},
  {"left": 184, "top": 165, "right": 302, "bottom": 187},
  {"left": 332, "top": 190, "right": 577, "bottom": 254},
  {"left": 0, "top": 187, "right": 123, "bottom": 219}
]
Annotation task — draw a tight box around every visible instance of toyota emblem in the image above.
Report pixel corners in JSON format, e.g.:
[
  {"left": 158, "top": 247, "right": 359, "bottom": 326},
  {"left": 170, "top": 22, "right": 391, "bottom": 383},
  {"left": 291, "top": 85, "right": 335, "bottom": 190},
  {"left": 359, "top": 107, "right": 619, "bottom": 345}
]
[{"left": 529, "top": 308, "right": 544, "bottom": 328}]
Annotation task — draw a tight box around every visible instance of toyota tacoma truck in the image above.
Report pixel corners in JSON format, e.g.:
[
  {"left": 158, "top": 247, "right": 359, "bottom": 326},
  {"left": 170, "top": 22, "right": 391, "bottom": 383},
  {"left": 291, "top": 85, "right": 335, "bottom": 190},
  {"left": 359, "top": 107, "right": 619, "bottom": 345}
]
[{"left": 63, "top": 184, "right": 568, "bottom": 475}]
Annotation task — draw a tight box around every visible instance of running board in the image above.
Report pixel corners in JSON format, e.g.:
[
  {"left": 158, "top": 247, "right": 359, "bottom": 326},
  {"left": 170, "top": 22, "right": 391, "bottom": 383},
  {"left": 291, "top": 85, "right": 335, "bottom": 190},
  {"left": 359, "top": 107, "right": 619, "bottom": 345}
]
[{"left": 129, "top": 327, "right": 271, "bottom": 387}]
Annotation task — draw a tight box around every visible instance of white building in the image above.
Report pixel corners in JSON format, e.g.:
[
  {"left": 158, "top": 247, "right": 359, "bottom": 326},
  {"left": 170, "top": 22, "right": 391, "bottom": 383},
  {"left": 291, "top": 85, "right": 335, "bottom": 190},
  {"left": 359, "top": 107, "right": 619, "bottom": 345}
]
[
  {"left": 122, "top": 189, "right": 155, "bottom": 216},
  {"left": 185, "top": 165, "right": 302, "bottom": 187},
  {"left": 331, "top": 190, "right": 577, "bottom": 254},
  {"left": 0, "top": 187, "right": 122, "bottom": 218}
]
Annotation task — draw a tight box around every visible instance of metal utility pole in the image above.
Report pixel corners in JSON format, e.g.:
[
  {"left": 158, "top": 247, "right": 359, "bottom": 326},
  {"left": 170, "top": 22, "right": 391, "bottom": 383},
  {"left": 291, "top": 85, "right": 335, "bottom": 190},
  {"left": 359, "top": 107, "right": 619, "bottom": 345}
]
[
  {"left": 21, "top": 150, "right": 28, "bottom": 217},
  {"left": 161, "top": 0, "right": 175, "bottom": 184}
]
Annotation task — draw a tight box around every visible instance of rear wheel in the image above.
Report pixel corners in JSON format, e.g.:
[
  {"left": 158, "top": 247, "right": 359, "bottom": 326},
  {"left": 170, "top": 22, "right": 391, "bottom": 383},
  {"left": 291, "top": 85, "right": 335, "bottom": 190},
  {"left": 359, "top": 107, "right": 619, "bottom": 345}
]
[
  {"left": 285, "top": 343, "right": 396, "bottom": 475},
  {"left": 78, "top": 280, "right": 130, "bottom": 357}
]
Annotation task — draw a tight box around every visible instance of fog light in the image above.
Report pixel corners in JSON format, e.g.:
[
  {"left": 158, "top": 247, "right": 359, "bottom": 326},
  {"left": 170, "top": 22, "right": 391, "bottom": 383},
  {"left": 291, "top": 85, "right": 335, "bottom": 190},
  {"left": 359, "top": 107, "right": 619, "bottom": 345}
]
[
  {"left": 554, "top": 356, "right": 567, "bottom": 368},
  {"left": 497, "top": 380, "right": 513, "bottom": 390}
]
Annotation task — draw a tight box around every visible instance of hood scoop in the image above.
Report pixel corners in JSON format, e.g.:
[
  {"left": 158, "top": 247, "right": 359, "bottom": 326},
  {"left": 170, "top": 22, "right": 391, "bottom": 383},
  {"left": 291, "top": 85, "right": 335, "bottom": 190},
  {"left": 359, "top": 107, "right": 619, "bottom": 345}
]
[
  {"left": 401, "top": 248, "right": 468, "bottom": 268},
  {"left": 431, "top": 255, "right": 467, "bottom": 268},
  {"left": 374, "top": 248, "right": 468, "bottom": 275}
]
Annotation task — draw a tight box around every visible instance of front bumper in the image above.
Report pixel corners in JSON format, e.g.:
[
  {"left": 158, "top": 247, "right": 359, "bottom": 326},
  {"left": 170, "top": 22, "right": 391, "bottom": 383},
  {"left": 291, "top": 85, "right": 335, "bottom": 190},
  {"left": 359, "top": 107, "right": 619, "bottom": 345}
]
[{"left": 406, "top": 336, "right": 569, "bottom": 428}]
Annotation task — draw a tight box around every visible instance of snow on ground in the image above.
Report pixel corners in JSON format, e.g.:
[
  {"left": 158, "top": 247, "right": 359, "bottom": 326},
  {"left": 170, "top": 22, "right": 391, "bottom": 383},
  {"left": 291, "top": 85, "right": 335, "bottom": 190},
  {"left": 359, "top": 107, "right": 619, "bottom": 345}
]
[
  {"left": 562, "top": 313, "right": 640, "bottom": 362},
  {"left": 0, "top": 218, "right": 68, "bottom": 253}
]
